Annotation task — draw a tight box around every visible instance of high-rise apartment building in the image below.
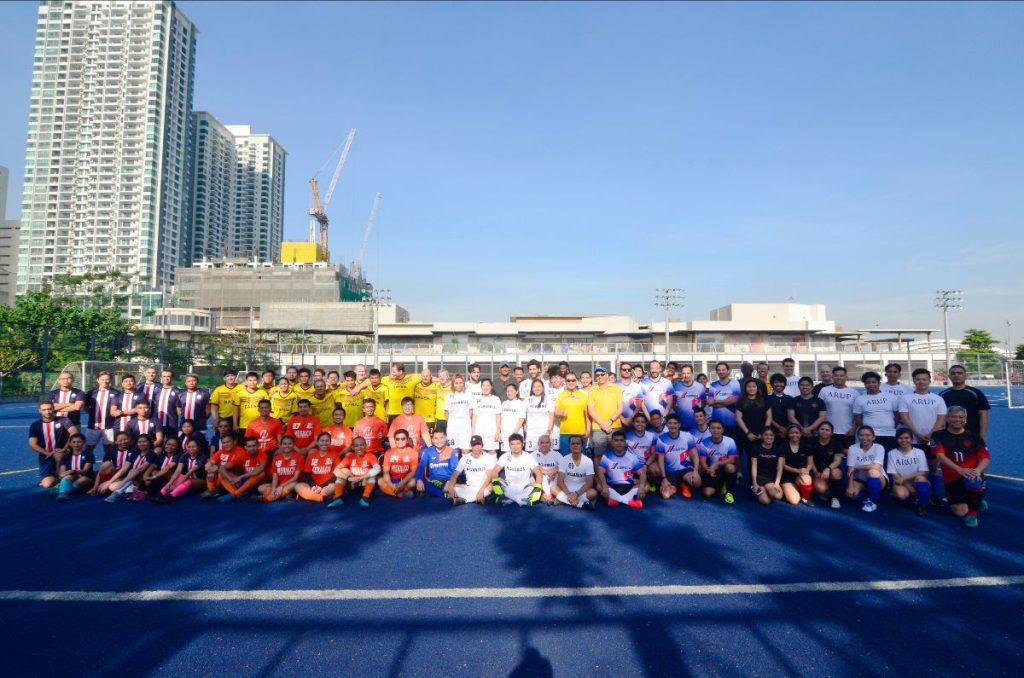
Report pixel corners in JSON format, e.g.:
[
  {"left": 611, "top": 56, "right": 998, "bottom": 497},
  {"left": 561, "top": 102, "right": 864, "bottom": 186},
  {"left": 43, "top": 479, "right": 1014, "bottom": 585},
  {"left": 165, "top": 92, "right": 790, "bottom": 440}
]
[
  {"left": 0, "top": 166, "right": 21, "bottom": 306},
  {"left": 190, "top": 111, "right": 236, "bottom": 262},
  {"left": 17, "top": 0, "right": 197, "bottom": 311},
  {"left": 226, "top": 125, "right": 286, "bottom": 262}
]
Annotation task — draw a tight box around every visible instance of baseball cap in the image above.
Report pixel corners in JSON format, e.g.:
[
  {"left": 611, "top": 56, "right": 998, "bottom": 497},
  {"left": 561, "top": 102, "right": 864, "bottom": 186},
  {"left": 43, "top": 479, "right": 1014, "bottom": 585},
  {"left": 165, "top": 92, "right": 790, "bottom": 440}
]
[
  {"left": 470, "top": 435, "right": 484, "bottom": 446},
  {"left": 593, "top": 365, "right": 608, "bottom": 374},
  {"left": 500, "top": 361, "right": 510, "bottom": 367}
]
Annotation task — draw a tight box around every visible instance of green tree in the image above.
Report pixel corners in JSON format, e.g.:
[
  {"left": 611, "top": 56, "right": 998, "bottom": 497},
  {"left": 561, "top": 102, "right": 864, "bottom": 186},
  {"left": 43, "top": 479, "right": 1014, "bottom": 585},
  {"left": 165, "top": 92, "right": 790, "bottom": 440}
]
[
  {"left": 1015, "top": 343, "right": 1024, "bottom": 361},
  {"left": 960, "top": 328, "right": 996, "bottom": 353}
]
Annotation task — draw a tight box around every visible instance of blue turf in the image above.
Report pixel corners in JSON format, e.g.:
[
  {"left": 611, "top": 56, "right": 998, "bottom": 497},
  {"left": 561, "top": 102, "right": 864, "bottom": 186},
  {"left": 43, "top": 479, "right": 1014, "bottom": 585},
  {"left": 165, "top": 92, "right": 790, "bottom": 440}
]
[{"left": 1, "top": 402, "right": 1022, "bottom": 675}]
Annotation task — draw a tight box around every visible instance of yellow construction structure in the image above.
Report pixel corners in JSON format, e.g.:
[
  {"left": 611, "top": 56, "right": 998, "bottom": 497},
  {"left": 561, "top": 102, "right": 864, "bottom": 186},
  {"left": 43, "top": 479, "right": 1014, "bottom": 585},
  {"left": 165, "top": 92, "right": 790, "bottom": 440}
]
[{"left": 280, "top": 241, "right": 322, "bottom": 264}]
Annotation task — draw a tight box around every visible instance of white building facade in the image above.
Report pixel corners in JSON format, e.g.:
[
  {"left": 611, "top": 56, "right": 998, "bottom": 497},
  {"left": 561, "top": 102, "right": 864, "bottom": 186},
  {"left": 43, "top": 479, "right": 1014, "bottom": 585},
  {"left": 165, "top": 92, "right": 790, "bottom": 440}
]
[
  {"left": 225, "top": 125, "right": 286, "bottom": 262},
  {"left": 0, "top": 166, "right": 21, "bottom": 306},
  {"left": 17, "top": 0, "right": 197, "bottom": 311},
  {"left": 189, "top": 112, "right": 236, "bottom": 262}
]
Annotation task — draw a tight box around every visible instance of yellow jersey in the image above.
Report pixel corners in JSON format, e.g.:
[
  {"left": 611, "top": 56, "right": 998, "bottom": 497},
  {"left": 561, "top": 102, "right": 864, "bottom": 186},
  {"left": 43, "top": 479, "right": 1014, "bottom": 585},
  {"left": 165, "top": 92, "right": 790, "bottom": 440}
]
[
  {"left": 210, "top": 384, "right": 241, "bottom": 421},
  {"left": 269, "top": 387, "right": 298, "bottom": 422},
  {"left": 413, "top": 380, "right": 439, "bottom": 423},
  {"left": 362, "top": 383, "right": 388, "bottom": 419},
  {"left": 293, "top": 382, "right": 315, "bottom": 397},
  {"left": 307, "top": 392, "right": 336, "bottom": 427},
  {"left": 236, "top": 388, "right": 266, "bottom": 429},
  {"left": 587, "top": 382, "right": 624, "bottom": 429},
  {"left": 334, "top": 386, "right": 365, "bottom": 428},
  {"left": 381, "top": 375, "right": 421, "bottom": 416},
  {"left": 555, "top": 389, "right": 590, "bottom": 435},
  {"left": 434, "top": 383, "right": 452, "bottom": 421}
]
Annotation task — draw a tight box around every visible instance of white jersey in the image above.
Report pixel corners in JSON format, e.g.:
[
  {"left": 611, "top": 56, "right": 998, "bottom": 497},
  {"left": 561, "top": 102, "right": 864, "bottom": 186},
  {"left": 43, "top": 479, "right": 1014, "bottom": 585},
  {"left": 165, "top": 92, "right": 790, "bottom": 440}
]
[
  {"left": 498, "top": 451, "right": 538, "bottom": 489},
  {"left": 455, "top": 452, "right": 498, "bottom": 491},
  {"left": 819, "top": 385, "right": 859, "bottom": 434},
  {"left": 466, "top": 381, "right": 483, "bottom": 407},
  {"left": 853, "top": 392, "right": 900, "bottom": 437},
  {"left": 848, "top": 443, "right": 885, "bottom": 472},
  {"left": 532, "top": 449, "right": 561, "bottom": 478},
  {"left": 444, "top": 391, "right": 473, "bottom": 423},
  {"left": 558, "top": 454, "right": 595, "bottom": 493},
  {"left": 886, "top": 447, "right": 929, "bottom": 479},
  {"left": 525, "top": 395, "right": 553, "bottom": 436},
  {"left": 519, "top": 377, "right": 547, "bottom": 399},
  {"left": 898, "top": 392, "right": 948, "bottom": 443},
  {"left": 472, "top": 394, "right": 502, "bottom": 448},
  {"left": 881, "top": 382, "right": 914, "bottom": 402},
  {"left": 500, "top": 398, "right": 527, "bottom": 440},
  {"left": 784, "top": 374, "right": 802, "bottom": 398}
]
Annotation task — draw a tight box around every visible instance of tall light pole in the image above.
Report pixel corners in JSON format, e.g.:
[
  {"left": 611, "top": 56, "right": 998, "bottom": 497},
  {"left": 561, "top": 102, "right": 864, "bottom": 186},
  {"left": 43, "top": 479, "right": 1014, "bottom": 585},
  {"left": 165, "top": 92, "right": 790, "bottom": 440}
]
[
  {"left": 364, "top": 287, "right": 391, "bottom": 367},
  {"left": 654, "top": 288, "right": 684, "bottom": 364},
  {"left": 1006, "top": 320, "right": 1012, "bottom": 358},
  {"left": 935, "top": 290, "right": 963, "bottom": 374}
]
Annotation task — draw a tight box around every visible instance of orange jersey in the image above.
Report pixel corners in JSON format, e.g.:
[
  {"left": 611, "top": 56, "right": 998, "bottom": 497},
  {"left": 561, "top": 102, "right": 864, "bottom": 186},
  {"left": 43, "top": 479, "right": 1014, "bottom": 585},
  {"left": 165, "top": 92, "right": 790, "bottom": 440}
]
[
  {"left": 388, "top": 414, "right": 429, "bottom": 450},
  {"left": 211, "top": 446, "right": 238, "bottom": 467},
  {"left": 322, "top": 424, "right": 354, "bottom": 455},
  {"left": 383, "top": 447, "right": 418, "bottom": 480},
  {"left": 240, "top": 452, "right": 269, "bottom": 475},
  {"left": 271, "top": 454, "right": 302, "bottom": 482},
  {"left": 285, "top": 414, "right": 322, "bottom": 451},
  {"left": 245, "top": 417, "right": 284, "bottom": 454},
  {"left": 340, "top": 451, "right": 379, "bottom": 478},
  {"left": 353, "top": 416, "right": 388, "bottom": 454},
  {"left": 304, "top": 450, "right": 340, "bottom": 486}
]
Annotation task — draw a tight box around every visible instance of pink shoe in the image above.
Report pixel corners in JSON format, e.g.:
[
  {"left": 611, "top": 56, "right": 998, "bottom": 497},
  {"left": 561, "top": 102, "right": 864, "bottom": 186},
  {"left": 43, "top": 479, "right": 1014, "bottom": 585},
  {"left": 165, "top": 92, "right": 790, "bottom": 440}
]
[
  {"left": 627, "top": 499, "right": 643, "bottom": 510},
  {"left": 607, "top": 498, "right": 619, "bottom": 507}
]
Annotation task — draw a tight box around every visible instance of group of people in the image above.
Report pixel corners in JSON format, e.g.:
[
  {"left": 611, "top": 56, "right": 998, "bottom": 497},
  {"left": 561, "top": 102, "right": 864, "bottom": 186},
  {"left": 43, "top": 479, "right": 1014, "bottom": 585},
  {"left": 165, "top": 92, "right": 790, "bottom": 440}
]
[{"left": 28, "top": 357, "right": 992, "bottom": 526}]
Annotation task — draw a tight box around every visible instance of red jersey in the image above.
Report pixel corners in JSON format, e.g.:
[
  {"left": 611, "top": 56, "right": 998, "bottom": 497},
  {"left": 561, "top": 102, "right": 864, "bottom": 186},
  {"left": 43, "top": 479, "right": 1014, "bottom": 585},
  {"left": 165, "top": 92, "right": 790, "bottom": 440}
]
[
  {"left": 211, "top": 446, "right": 238, "bottom": 466},
  {"left": 931, "top": 429, "right": 990, "bottom": 484},
  {"left": 245, "top": 417, "right": 284, "bottom": 454},
  {"left": 340, "top": 451, "right": 379, "bottom": 478},
  {"left": 304, "top": 450, "right": 340, "bottom": 485},
  {"left": 286, "top": 415, "right": 322, "bottom": 451},
  {"left": 388, "top": 414, "right": 429, "bottom": 451},
  {"left": 228, "top": 450, "right": 268, "bottom": 475},
  {"left": 322, "top": 424, "right": 354, "bottom": 455},
  {"left": 353, "top": 415, "right": 387, "bottom": 454},
  {"left": 271, "top": 454, "right": 302, "bottom": 482},
  {"left": 383, "top": 447, "right": 418, "bottom": 480}
]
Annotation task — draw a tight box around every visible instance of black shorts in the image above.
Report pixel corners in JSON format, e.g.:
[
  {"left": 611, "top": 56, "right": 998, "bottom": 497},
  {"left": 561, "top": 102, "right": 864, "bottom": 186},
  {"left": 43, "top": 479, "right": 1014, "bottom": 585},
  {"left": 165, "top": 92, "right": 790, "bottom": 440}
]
[
  {"left": 781, "top": 471, "right": 806, "bottom": 485},
  {"left": 813, "top": 455, "right": 837, "bottom": 474},
  {"left": 608, "top": 483, "right": 635, "bottom": 496},
  {"left": 755, "top": 471, "right": 777, "bottom": 487},
  {"left": 434, "top": 419, "right": 448, "bottom": 434},
  {"left": 944, "top": 478, "right": 983, "bottom": 505},
  {"left": 664, "top": 470, "right": 684, "bottom": 485}
]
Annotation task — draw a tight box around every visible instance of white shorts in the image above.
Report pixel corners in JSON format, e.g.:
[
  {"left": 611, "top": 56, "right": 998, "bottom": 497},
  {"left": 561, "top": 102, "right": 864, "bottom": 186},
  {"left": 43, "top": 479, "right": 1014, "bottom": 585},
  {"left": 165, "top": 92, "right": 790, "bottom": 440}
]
[
  {"left": 498, "top": 481, "right": 534, "bottom": 506},
  {"left": 447, "top": 420, "right": 471, "bottom": 450},
  {"left": 608, "top": 486, "right": 637, "bottom": 503},
  {"left": 556, "top": 489, "right": 588, "bottom": 508},
  {"left": 539, "top": 474, "right": 556, "bottom": 495},
  {"left": 455, "top": 484, "right": 492, "bottom": 502},
  {"left": 525, "top": 435, "right": 541, "bottom": 453},
  {"left": 85, "top": 428, "right": 114, "bottom": 454}
]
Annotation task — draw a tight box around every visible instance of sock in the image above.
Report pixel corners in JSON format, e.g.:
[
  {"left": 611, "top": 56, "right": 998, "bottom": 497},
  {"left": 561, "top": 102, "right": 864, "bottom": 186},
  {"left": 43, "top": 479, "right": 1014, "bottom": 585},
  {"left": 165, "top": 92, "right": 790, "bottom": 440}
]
[
  {"left": 930, "top": 472, "right": 945, "bottom": 501},
  {"left": 915, "top": 481, "right": 930, "bottom": 507},
  {"left": 867, "top": 476, "right": 881, "bottom": 503},
  {"left": 334, "top": 483, "right": 344, "bottom": 499},
  {"left": 362, "top": 482, "right": 375, "bottom": 499},
  {"left": 723, "top": 472, "right": 736, "bottom": 493},
  {"left": 798, "top": 482, "right": 812, "bottom": 501},
  {"left": 58, "top": 478, "right": 74, "bottom": 496},
  {"left": 206, "top": 474, "right": 218, "bottom": 491},
  {"left": 170, "top": 480, "right": 191, "bottom": 498},
  {"left": 966, "top": 492, "right": 981, "bottom": 516},
  {"left": 829, "top": 477, "right": 843, "bottom": 499},
  {"left": 298, "top": 486, "right": 325, "bottom": 502}
]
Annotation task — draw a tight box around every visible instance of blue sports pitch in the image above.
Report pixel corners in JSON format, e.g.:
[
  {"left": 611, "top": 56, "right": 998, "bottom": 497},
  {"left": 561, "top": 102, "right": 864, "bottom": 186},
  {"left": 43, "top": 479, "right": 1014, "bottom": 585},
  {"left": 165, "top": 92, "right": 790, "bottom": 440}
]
[{"left": 1, "top": 400, "right": 1022, "bottom": 676}]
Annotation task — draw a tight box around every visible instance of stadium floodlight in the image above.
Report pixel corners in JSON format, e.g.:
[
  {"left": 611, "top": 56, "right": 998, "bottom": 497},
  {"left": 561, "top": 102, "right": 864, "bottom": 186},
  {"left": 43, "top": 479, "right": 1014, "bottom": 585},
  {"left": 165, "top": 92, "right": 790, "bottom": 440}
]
[
  {"left": 654, "top": 288, "right": 684, "bottom": 363},
  {"left": 935, "top": 290, "right": 963, "bottom": 375}
]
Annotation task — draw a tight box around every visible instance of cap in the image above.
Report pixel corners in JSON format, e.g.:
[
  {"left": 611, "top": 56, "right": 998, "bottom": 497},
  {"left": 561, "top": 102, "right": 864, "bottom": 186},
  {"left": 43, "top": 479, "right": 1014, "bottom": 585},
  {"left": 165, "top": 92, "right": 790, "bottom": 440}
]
[
  {"left": 593, "top": 365, "right": 608, "bottom": 374},
  {"left": 500, "top": 361, "right": 510, "bottom": 368},
  {"left": 470, "top": 435, "right": 484, "bottom": 446}
]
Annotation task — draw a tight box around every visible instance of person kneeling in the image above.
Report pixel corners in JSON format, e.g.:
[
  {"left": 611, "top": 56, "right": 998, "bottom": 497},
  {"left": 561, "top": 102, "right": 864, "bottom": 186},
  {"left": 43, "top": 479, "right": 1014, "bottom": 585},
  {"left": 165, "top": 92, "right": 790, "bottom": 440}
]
[
  {"left": 556, "top": 435, "right": 597, "bottom": 509},
  {"left": 377, "top": 429, "right": 419, "bottom": 499},
  {"left": 258, "top": 435, "right": 302, "bottom": 503},
  {"left": 887, "top": 430, "right": 931, "bottom": 517},
  {"left": 217, "top": 437, "right": 268, "bottom": 503},
  {"left": 750, "top": 429, "right": 784, "bottom": 505},
  {"left": 597, "top": 430, "right": 646, "bottom": 509},
  {"left": 492, "top": 433, "right": 543, "bottom": 506},
  {"left": 444, "top": 435, "right": 498, "bottom": 505},
  {"left": 781, "top": 424, "right": 814, "bottom": 506},
  {"left": 331, "top": 436, "right": 380, "bottom": 508},
  {"left": 294, "top": 432, "right": 340, "bottom": 503},
  {"left": 698, "top": 421, "right": 739, "bottom": 504},
  {"left": 55, "top": 434, "right": 94, "bottom": 502},
  {"left": 846, "top": 426, "right": 887, "bottom": 513}
]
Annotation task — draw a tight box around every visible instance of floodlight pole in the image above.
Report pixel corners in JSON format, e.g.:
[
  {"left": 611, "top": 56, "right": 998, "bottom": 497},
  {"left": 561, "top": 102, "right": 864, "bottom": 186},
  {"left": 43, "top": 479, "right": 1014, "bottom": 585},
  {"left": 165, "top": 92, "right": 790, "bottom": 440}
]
[{"left": 654, "top": 288, "right": 684, "bottom": 364}]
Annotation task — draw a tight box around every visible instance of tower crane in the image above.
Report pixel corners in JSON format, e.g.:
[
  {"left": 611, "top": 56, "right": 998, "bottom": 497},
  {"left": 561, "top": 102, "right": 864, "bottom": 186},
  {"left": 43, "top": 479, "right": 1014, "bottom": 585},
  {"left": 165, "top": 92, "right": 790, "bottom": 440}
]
[
  {"left": 307, "top": 128, "right": 356, "bottom": 260},
  {"left": 351, "top": 192, "right": 382, "bottom": 280}
]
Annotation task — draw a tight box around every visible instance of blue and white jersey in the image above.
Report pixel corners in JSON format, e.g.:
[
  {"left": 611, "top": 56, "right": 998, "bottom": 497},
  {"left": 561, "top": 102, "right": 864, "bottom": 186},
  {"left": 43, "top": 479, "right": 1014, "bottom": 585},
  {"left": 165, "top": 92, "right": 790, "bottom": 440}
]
[
  {"left": 853, "top": 392, "right": 900, "bottom": 437},
  {"left": 599, "top": 451, "right": 644, "bottom": 485},
  {"left": 698, "top": 435, "right": 739, "bottom": 465},
  {"left": 418, "top": 446, "right": 460, "bottom": 482},
  {"left": 625, "top": 429, "right": 659, "bottom": 462},
  {"left": 48, "top": 387, "right": 87, "bottom": 427},
  {"left": 617, "top": 380, "right": 644, "bottom": 420},
  {"left": 848, "top": 443, "right": 885, "bottom": 473},
  {"left": 690, "top": 425, "right": 713, "bottom": 448},
  {"left": 818, "top": 385, "right": 859, "bottom": 435},
  {"left": 709, "top": 379, "right": 742, "bottom": 428},
  {"left": 671, "top": 381, "right": 705, "bottom": 429},
  {"left": 658, "top": 430, "right": 697, "bottom": 472},
  {"left": 640, "top": 376, "right": 673, "bottom": 415}
]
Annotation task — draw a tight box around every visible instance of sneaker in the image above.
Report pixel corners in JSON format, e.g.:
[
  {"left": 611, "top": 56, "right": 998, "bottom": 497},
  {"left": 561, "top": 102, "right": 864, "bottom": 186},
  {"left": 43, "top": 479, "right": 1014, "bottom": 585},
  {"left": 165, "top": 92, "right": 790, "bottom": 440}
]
[
  {"left": 249, "top": 494, "right": 265, "bottom": 503},
  {"left": 402, "top": 491, "right": 414, "bottom": 499},
  {"left": 801, "top": 498, "right": 815, "bottom": 507},
  {"left": 452, "top": 497, "right": 467, "bottom": 506},
  {"left": 327, "top": 498, "right": 344, "bottom": 509},
  {"left": 104, "top": 492, "right": 122, "bottom": 503},
  {"left": 723, "top": 492, "right": 735, "bottom": 505},
  {"left": 217, "top": 493, "right": 237, "bottom": 503},
  {"left": 718, "top": 484, "right": 726, "bottom": 497},
  {"left": 830, "top": 497, "right": 841, "bottom": 509},
  {"left": 964, "top": 514, "right": 978, "bottom": 528},
  {"left": 647, "top": 483, "right": 657, "bottom": 493},
  {"left": 915, "top": 504, "right": 928, "bottom": 517},
  {"left": 979, "top": 499, "right": 989, "bottom": 513},
  {"left": 862, "top": 500, "right": 877, "bottom": 513},
  {"left": 627, "top": 499, "right": 643, "bottom": 510},
  {"left": 359, "top": 498, "right": 371, "bottom": 509},
  {"left": 607, "top": 498, "right": 619, "bottom": 507},
  {"left": 200, "top": 489, "right": 219, "bottom": 500},
  {"left": 681, "top": 484, "right": 692, "bottom": 499}
]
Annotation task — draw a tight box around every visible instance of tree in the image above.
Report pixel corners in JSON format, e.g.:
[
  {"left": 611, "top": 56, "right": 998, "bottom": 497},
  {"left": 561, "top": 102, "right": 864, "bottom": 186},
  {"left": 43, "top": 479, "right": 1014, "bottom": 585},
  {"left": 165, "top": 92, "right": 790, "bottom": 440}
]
[
  {"left": 1015, "top": 343, "right": 1024, "bottom": 361},
  {"left": 960, "top": 328, "right": 996, "bottom": 353}
]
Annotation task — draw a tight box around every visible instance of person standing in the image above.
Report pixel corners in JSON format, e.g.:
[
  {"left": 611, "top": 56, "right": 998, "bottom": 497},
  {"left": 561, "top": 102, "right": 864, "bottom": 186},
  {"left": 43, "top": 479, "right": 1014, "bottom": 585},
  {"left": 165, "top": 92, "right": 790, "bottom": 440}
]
[
  {"left": 586, "top": 366, "right": 623, "bottom": 465},
  {"left": 48, "top": 370, "right": 86, "bottom": 429},
  {"left": 554, "top": 373, "right": 589, "bottom": 455},
  {"left": 940, "top": 364, "right": 991, "bottom": 439},
  {"left": 176, "top": 373, "right": 212, "bottom": 434},
  {"left": 818, "top": 366, "right": 858, "bottom": 454},
  {"left": 493, "top": 362, "right": 518, "bottom": 401}
]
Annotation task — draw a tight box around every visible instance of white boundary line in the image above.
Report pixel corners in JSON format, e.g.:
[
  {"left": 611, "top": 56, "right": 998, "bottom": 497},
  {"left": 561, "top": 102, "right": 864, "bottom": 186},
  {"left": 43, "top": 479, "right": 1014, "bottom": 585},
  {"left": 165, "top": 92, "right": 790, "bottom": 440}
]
[{"left": 1, "top": 576, "right": 1022, "bottom": 602}]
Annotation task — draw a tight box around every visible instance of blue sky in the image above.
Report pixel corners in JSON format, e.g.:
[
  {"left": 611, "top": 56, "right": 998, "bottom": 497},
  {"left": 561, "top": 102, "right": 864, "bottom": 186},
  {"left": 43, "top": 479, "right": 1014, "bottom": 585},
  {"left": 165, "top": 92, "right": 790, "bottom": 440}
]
[{"left": 1, "top": 1, "right": 1022, "bottom": 343}]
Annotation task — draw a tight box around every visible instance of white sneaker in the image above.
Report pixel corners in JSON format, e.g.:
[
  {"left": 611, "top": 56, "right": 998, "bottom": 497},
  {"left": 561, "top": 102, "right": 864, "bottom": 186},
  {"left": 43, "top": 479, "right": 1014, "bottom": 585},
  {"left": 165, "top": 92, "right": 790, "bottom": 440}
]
[
  {"left": 862, "top": 500, "right": 877, "bottom": 513},
  {"left": 830, "top": 498, "right": 841, "bottom": 509}
]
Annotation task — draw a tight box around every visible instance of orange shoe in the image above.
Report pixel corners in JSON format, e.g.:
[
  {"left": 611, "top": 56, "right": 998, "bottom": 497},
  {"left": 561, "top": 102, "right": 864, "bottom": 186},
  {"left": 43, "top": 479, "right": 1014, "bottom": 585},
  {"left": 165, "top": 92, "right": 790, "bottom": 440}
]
[{"left": 681, "top": 483, "right": 693, "bottom": 499}]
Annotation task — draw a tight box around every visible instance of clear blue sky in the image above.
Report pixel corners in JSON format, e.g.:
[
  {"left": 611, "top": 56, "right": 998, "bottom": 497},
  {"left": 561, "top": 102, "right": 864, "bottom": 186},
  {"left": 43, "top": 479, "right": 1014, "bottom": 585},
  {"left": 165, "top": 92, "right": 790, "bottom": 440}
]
[{"left": 1, "top": 1, "right": 1022, "bottom": 343}]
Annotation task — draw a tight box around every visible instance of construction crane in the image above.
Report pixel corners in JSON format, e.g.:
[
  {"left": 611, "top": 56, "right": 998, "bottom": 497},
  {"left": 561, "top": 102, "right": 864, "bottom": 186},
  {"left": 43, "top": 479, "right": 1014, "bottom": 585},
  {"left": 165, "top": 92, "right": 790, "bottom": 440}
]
[
  {"left": 307, "top": 128, "right": 357, "bottom": 259},
  {"left": 351, "top": 192, "right": 382, "bottom": 280}
]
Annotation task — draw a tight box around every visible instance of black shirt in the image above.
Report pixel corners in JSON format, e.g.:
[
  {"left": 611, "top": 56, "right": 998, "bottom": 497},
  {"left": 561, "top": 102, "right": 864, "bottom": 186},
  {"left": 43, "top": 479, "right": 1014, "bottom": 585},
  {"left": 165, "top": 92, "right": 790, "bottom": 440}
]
[
  {"left": 939, "top": 386, "right": 990, "bottom": 434},
  {"left": 766, "top": 393, "right": 793, "bottom": 432},
  {"left": 737, "top": 398, "right": 768, "bottom": 434},
  {"left": 789, "top": 395, "right": 826, "bottom": 429},
  {"left": 753, "top": 443, "right": 781, "bottom": 482},
  {"left": 811, "top": 381, "right": 832, "bottom": 397},
  {"left": 784, "top": 444, "right": 810, "bottom": 473},
  {"left": 807, "top": 437, "right": 841, "bottom": 467}
]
